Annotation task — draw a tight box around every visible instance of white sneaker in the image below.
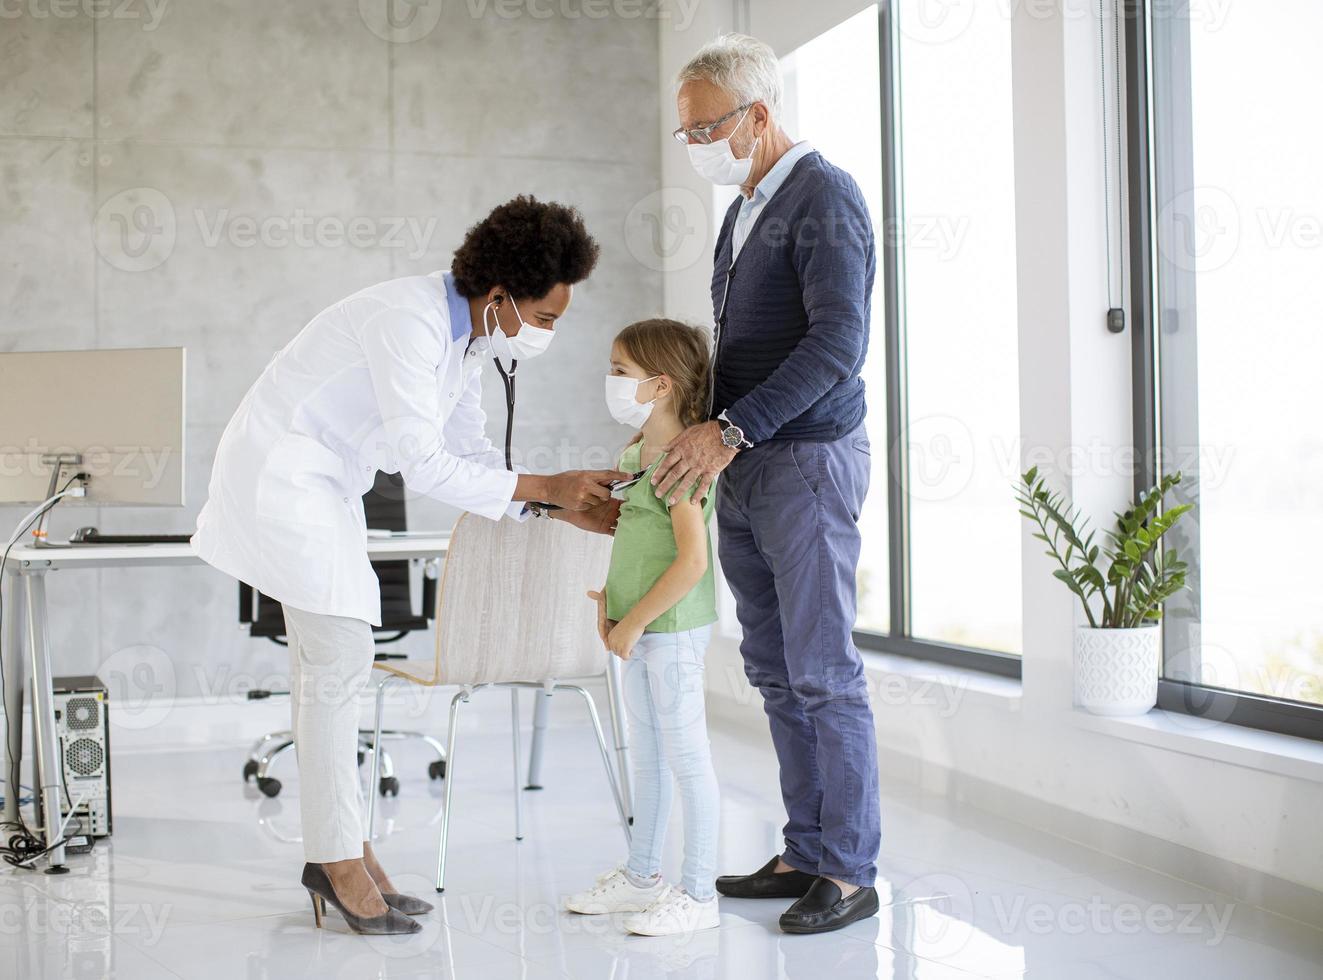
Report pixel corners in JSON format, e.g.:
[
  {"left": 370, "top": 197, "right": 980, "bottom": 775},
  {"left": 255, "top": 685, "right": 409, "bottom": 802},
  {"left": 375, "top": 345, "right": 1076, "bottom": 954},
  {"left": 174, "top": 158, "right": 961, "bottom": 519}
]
[
  {"left": 624, "top": 886, "right": 720, "bottom": 937},
  {"left": 565, "top": 867, "right": 666, "bottom": 914}
]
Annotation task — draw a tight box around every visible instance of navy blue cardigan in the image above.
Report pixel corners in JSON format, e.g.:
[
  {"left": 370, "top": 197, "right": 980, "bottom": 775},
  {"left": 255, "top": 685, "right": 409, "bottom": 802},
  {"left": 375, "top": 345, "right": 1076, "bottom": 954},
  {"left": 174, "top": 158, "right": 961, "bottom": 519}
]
[{"left": 710, "top": 150, "right": 874, "bottom": 444}]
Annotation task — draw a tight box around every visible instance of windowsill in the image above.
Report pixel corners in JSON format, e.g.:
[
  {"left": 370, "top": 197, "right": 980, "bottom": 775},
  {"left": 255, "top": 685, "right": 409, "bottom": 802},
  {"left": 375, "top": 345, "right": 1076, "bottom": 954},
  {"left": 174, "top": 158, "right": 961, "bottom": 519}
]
[
  {"left": 725, "top": 630, "right": 1323, "bottom": 783},
  {"left": 1074, "top": 706, "right": 1323, "bottom": 784},
  {"left": 860, "top": 649, "right": 1023, "bottom": 708}
]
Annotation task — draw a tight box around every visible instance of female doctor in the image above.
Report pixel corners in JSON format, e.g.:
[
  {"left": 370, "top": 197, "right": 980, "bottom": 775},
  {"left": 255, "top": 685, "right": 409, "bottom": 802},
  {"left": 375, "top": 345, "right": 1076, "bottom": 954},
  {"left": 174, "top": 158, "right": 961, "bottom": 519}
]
[{"left": 192, "top": 196, "right": 625, "bottom": 935}]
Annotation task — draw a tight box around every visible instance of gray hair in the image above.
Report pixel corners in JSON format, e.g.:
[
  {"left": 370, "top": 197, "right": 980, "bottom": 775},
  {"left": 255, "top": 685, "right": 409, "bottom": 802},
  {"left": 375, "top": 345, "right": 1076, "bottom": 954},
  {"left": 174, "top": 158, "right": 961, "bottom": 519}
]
[{"left": 676, "top": 33, "right": 783, "bottom": 118}]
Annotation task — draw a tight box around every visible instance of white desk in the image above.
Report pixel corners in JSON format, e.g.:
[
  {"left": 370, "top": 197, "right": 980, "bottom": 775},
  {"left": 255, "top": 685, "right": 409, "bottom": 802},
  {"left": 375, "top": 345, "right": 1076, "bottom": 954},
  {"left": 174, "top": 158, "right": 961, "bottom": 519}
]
[{"left": 1, "top": 534, "right": 451, "bottom": 872}]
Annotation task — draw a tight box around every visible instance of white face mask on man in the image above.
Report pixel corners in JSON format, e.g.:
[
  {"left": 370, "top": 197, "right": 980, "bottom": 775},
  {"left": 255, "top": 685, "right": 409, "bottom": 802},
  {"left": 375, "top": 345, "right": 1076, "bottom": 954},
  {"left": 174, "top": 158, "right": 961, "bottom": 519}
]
[
  {"left": 686, "top": 106, "right": 759, "bottom": 186},
  {"left": 604, "top": 374, "right": 659, "bottom": 429},
  {"left": 483, "top": 295, "right": 555, "bottom": 361}
]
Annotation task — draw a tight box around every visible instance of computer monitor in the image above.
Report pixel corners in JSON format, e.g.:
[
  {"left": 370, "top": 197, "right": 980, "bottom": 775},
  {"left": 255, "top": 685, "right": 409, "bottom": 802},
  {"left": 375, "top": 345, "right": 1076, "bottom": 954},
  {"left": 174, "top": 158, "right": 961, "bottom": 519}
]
[{"left": 0, "top": 347, "right": 186, "bottom": 507}]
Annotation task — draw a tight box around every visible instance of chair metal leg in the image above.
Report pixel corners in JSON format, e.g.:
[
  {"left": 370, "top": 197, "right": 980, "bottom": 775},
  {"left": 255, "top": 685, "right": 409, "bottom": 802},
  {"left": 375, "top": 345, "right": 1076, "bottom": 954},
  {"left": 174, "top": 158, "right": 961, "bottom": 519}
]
[
  {"left": 510, "top": 688, "right": 523, "bottom": 841},
  {"left": 247, "top": 730, "right": 290, "bottom": 760},
  {"left": 415, "top": 734, "right": 447, "bottom": 761},
  {"left": 603, "top": 659, "right": 634, "bottom": 823},
  {"left": 366, "top": 674, "right": 389, "bottom": 840},
  {"left": 357, "top": 730, "right": 445, "bottom": 766},
  {"left": 435, "top": 689, "right": 468, "bottom": 893},
  {"left": 525, "top": 688, "right": 550, "bottom": 790},
  {"left": 255, "top": 739, "right": 295, "bottom": 779},
  {"left": 559, "top": 684, "right": 630, "bottom": 845}
]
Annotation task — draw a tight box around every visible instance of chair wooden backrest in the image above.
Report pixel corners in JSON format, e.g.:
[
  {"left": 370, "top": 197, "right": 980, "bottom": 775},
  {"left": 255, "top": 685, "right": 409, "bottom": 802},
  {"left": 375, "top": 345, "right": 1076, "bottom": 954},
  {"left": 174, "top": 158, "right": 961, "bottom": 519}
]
[{"left": 428, "top": 514, "right": 613, "bottom": 687}]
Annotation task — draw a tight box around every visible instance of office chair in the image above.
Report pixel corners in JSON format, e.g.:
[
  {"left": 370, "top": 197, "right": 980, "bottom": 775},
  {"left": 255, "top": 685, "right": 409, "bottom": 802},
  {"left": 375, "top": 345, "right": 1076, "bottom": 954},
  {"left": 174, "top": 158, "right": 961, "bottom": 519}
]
[
  {"left": 365, "top": 512, "right": 632, "bottom": 892},
  {"left": 238, "top": 471, "right": 447, "bottom": 799}
]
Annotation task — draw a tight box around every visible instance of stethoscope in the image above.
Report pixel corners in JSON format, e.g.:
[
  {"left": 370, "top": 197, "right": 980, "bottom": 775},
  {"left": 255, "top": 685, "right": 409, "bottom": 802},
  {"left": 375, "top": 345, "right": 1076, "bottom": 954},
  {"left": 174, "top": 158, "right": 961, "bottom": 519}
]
[
  {"left": 477, "top": 299, "right": 638, "bottom": 512},
  {"left": 479, "top": 297, "right": 564, "bottom": 513},
  {"left": 479, "top": 295, "right": 519, "bottom": 473}
]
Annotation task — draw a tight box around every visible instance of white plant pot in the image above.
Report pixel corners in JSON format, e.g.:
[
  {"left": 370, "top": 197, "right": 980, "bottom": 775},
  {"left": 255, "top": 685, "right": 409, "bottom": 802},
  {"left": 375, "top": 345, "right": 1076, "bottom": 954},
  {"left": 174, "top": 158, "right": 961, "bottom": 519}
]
[{"left": 1074, "top": 625, "right": 1160, "bottom": 717}]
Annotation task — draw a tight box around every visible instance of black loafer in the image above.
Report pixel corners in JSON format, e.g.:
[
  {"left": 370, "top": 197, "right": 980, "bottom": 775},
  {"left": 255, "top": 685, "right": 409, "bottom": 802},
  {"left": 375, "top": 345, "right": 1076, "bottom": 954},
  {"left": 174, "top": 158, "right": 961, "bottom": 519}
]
[
  {"left": 715, "top": 857, "right": 817, "bottom": 899},
  {"left": 779, "top": 877, "right": 880, "bottom": 934}
]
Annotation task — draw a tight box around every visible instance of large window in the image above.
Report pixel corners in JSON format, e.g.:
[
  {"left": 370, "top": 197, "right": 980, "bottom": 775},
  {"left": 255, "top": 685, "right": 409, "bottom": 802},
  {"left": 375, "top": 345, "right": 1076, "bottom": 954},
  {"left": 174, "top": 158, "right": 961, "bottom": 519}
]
[
  {"left": 895, "top": 0, "right": 1021, "bottom": 655},
  {"left": 781, "top": 6, "right": 889, "bottom": 634},
  {"left": 1139, "top": 1, "right": 1323, "bottom": 736},
  {"left": 778, "top": 3, "right": 1022, "bottom": 674}
]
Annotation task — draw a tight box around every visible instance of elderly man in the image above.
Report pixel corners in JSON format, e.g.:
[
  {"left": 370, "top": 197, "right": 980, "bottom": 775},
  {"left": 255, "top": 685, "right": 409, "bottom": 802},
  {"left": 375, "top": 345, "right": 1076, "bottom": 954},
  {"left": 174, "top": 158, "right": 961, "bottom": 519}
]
[{"left": 652, "top": 34, "right": 880, "bottom": 934}]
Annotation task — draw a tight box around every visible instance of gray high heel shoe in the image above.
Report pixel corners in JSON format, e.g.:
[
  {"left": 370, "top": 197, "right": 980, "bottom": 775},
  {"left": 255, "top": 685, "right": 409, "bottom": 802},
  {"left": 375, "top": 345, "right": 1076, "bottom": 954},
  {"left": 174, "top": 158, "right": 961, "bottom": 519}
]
[
  {"left": 382, "top": 892, "right": 435, "bottom": 916},
  {"left": 302, "top": 863, "right": 421, "bottom": 935}
]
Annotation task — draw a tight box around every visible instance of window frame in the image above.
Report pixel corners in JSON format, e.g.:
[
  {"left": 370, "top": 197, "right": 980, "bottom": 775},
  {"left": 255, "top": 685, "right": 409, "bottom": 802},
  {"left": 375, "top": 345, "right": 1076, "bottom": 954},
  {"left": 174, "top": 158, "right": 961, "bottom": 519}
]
[
  {"left": 848, "top": 1, "right": 1024, "bottom": 679},
  {"left": 1126, "top": 0, "right": 1323, "bottom": 742}
]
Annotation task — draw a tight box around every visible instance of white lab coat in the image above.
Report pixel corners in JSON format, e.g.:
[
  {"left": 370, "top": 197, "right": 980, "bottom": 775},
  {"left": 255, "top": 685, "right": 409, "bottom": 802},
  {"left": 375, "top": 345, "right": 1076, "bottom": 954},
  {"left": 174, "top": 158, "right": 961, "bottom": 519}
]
[{"left": 192, "top": 271, "right": 523, "bottom": 626}]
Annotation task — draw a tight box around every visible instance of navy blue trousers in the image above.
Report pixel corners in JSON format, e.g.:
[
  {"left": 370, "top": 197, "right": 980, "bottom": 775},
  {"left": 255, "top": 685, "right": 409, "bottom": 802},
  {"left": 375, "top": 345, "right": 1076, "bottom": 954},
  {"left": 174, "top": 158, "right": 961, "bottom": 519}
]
[{"left": 717, "top": 425, "right": 881, "bottom": 887}]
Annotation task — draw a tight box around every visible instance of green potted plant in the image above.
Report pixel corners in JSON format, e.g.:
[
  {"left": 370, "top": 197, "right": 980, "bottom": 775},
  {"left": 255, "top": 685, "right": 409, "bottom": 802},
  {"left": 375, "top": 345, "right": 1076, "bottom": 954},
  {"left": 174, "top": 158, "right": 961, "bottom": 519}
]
[{"left": 1016, "top": 467, "right": 1193, "bottom": 716}]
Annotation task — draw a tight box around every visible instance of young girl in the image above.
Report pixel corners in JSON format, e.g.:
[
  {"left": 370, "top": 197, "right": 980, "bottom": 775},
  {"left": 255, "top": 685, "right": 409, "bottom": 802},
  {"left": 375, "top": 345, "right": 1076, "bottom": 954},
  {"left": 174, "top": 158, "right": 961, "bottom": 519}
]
[{"left": 566, "top": 318, "right": 721, "bottom": 937}]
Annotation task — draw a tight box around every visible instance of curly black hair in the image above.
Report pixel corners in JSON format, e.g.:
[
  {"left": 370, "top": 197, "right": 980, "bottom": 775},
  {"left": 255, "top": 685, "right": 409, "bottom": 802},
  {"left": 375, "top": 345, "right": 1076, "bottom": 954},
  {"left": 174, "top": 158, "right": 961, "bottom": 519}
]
[{"left": 450, "top": 195, "right": 600, "bottom": 301}]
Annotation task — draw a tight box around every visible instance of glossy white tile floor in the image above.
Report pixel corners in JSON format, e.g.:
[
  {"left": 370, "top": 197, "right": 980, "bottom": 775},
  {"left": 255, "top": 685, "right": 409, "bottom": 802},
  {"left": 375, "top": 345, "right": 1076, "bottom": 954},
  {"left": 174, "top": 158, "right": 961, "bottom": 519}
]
[{"left": 2, "top": 699, "right": 1320, "bottom": 979}]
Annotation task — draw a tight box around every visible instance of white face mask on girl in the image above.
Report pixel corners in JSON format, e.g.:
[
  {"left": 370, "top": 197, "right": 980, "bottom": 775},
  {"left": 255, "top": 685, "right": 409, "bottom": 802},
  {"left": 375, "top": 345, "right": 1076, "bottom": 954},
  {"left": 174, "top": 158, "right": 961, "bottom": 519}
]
[
  {"left": 483, "top": 295, "right": 555, "bottom": 361},
  {"left": 604, "top": 374, "right": 659, "bottom": 428},
  {"left": 686, "top": 107, "right": 759, "bottom": 186}
]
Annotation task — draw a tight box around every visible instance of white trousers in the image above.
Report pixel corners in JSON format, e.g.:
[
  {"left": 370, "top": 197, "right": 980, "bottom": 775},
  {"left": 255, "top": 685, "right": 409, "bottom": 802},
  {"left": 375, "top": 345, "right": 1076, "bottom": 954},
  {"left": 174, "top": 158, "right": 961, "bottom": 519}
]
[{"left": 281, "top": 604, "right": 376, "bottom": 863}]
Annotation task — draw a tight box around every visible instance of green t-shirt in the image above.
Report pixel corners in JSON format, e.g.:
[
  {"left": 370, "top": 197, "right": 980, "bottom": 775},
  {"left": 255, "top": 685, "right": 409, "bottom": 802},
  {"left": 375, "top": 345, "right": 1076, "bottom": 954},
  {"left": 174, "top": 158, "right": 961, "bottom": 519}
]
[{"left": 604, "top": 440, "right": 718, "bottom": 634}]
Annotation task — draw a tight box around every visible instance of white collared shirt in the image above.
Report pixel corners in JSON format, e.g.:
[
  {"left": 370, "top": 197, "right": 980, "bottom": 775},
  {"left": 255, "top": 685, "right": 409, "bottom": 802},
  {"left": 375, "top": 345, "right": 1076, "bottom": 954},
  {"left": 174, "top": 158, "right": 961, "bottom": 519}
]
[
  {"left": 732, "top": 140, "right": 815, "bottom": 258},
  {"left": 193, "top": 271, "right": 523, "bottom": 626}
]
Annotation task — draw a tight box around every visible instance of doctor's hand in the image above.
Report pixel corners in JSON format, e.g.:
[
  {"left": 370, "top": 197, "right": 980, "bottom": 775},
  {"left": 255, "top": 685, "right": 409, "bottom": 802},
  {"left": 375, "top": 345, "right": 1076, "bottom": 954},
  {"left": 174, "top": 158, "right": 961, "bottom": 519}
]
[
  {"left": 556, "top": 497, "right": 622, "bottom": 536},
  {"left": 651, "top": 421, "right": 737, "bottom": 506},
  {"left": 538, "top": 469, "right": 630, "bottom": 511}
]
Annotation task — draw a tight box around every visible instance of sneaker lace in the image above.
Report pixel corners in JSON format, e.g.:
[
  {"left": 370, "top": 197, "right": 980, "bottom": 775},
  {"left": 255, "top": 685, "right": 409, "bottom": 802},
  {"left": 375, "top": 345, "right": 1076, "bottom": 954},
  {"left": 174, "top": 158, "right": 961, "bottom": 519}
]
[
  {"left": 595, "top": 867, "right": 661, "bottom": 896},
  {"left": 603, "top": 866, "right": 634, "bottom": 884},
  {"left": 641, "top": 884, "right": 678, "bottom": 916}
]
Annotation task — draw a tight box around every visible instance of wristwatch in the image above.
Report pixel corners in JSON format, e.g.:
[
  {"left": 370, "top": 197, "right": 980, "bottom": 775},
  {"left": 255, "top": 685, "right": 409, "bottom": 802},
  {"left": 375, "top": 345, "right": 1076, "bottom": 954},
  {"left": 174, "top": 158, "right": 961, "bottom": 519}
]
[{"left": 718, "top": 411, "right": 753, "bottom": 450}]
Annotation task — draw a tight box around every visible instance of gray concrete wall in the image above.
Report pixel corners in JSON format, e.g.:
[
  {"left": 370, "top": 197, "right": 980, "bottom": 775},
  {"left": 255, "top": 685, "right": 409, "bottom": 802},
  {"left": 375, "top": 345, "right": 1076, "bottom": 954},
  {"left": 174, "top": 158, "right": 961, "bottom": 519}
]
[{"left": 0, "top": 1, "right": 661, "bottom": 705}]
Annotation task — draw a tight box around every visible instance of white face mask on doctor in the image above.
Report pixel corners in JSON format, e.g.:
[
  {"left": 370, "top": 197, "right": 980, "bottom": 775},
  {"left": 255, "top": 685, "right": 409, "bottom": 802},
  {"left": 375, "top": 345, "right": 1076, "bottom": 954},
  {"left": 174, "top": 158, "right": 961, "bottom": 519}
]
[
  {"left": 604, "top": 374, "right": 660, "bottom": 429},
  {"left": 686, "top": 105, "right": 760, "bottom": 186},
  {"left": 482, "top": 294, "right": 555, "bottom": 362}
]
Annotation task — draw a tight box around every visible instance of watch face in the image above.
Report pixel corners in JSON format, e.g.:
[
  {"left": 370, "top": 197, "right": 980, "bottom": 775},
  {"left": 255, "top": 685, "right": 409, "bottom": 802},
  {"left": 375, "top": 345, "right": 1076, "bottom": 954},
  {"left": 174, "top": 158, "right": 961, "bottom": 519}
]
[{"left": 721, "top": 426, "right": 741, "bottom": 448}]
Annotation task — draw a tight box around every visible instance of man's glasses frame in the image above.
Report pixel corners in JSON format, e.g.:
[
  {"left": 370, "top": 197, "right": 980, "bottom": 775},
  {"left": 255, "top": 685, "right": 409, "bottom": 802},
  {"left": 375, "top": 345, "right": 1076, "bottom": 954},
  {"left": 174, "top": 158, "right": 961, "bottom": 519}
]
[{"left": 671, "top": 102, "right": 754, "bottom": 145}]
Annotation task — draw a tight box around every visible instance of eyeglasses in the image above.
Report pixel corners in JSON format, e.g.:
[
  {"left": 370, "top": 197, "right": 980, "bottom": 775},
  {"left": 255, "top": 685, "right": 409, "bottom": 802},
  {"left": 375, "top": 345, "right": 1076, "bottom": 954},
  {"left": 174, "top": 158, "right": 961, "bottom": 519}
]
[{"left": 671, "top": 102, "right": 753, "bottom": 145}]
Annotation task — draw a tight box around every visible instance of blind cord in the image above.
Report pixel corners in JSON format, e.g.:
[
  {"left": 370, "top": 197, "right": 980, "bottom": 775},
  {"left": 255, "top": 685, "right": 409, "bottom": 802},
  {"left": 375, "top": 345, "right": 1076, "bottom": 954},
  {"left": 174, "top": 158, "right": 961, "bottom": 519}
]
[{"left": 1101, "top": 0, "right": 1127, "bottom": 333}]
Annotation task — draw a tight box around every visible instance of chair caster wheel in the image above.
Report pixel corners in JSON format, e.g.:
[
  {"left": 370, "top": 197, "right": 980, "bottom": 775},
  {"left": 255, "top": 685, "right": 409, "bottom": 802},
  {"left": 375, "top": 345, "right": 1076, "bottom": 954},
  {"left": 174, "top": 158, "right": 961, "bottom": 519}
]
[
  {"left": 242, "top": 759, "right": 259, "bottom": 782},
  {"left": 256, "top": 776, "right": 282, "bottom": 798},
  {"left": 427, "top": 760, "right": 446, "bottom": 780},
  {"left": 379, "top": 776, "right": 400, "bottom": 797}
]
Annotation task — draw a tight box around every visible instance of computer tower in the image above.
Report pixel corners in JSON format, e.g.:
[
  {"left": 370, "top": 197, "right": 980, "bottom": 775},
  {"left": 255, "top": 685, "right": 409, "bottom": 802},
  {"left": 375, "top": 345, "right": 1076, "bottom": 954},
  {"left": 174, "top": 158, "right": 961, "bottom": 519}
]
[{"left": 34, "top": 675, "right": 113, "bottom": 838}]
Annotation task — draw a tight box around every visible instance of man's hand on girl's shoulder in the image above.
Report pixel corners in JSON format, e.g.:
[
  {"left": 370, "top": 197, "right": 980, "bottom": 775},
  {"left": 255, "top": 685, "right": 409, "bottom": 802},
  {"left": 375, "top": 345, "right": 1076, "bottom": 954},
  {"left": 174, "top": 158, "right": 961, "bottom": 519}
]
[{"left": 651, "top": 421, "right": 737, "bottom": 506}]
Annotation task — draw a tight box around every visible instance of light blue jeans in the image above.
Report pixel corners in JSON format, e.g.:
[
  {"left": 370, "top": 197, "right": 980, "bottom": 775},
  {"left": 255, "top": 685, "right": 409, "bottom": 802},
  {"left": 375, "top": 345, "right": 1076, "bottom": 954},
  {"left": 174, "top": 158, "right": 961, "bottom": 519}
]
[{"left": 622, "top": 625, "right": 719, "bottom": 901}]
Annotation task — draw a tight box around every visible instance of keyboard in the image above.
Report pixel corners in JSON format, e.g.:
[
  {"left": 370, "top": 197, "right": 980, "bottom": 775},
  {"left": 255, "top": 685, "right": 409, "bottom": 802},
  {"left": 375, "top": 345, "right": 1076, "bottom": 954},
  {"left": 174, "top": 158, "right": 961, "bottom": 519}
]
[{"left": 69, "top": 528, "right": 193, "bottom": 545}]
